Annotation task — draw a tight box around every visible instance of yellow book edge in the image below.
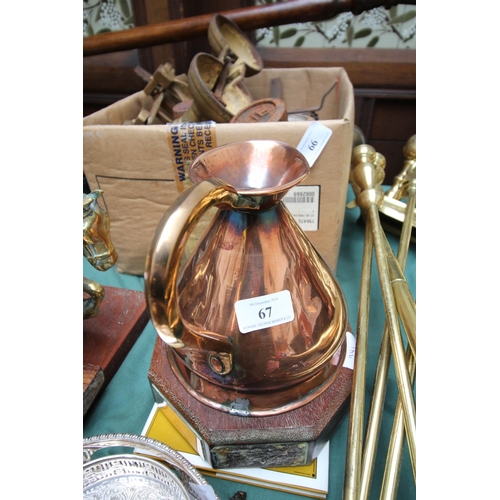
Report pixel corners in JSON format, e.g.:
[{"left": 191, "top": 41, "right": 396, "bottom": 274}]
[{"left": 141, "top": 402, "right": 329, "bottom": 499}]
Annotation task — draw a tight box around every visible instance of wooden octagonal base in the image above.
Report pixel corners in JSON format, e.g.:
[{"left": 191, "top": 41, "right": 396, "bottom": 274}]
[{"left": 148, "top": 336, "right": 354, "bottom": 469}]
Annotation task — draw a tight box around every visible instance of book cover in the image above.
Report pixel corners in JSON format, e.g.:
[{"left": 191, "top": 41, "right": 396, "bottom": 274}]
[{"left": 141, "top": 402, "right": 330, "bottom": 499}]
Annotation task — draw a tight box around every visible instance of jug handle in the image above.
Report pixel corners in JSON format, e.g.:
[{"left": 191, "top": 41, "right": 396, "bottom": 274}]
[{"left": 144, "top": 178, "right": 257, "bottom": 348}]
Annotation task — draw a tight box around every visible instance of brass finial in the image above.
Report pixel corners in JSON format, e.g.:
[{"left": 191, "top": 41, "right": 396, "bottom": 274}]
[{"left": 350, "top": 144, "right": 386, "bottom": 211}]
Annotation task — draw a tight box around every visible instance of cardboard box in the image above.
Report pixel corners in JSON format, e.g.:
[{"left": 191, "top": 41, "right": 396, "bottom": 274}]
[{"left": 83, "top": 67, "right": 354, "bottom": 276}]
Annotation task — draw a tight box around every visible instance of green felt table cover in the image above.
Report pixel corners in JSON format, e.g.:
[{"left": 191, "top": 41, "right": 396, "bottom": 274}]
[{"left": 83, "top": 185, "right": 416, "bottom": 500}]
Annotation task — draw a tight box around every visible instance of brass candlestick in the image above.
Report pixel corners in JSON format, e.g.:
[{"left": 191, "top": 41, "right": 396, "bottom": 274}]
[{"left": 385, "top": 134, "right": 416, "bottom": 200}]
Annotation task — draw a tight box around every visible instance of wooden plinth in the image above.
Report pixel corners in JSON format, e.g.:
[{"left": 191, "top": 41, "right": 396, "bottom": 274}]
[
  {"left": 148, "top": 337, "right": 353, "bottom": 469},
  {"left": 83, "top": 286, "right": 150, "bottom": 415}
]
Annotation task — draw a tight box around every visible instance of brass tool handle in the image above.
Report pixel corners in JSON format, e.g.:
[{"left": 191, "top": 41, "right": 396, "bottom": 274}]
[{"left": 144, "top": 179, "right": 256, "bottom": 348}]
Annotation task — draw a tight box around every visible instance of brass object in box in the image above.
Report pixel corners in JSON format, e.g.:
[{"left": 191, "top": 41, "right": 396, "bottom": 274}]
[
  {"left": 208, "top": 13, "right": 264, "bottom": 77},
  {"left": 126, "top": 63, "right": 192, "bottom": 125},
  {"left": 229, "top": 97, "right": 288, "bottom": 123},
  {"left": 179, "top": 52, "right": 253, "bottom": 123},
  {"left": 177, "top": 14, "right": 263, "bottom": 123}
]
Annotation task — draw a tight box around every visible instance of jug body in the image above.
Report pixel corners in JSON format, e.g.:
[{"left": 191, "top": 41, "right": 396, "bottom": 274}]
[{"left": 145, "top": 140, "right": 348, "bottom": 416}]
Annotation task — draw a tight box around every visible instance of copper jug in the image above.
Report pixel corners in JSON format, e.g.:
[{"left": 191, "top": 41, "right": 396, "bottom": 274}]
[{"left": 145, "top": 140, "right": 348, "bottom": 416}]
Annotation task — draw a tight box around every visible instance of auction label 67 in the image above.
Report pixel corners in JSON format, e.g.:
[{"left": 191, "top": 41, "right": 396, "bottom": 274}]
[{"left": 234, "top": 290, "right": 295, "bottom": 334}]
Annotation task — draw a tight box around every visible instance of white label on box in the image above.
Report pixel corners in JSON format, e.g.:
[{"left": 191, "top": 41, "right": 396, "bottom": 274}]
[
  {"left": 283, "top": 185, "right": 320, "bottom": 231},
  {"left": 235, "top": 290, "right": 295, "bottom": 334},
  {"left": 296, "top": 121, "right": 333, "bottom": 167}
]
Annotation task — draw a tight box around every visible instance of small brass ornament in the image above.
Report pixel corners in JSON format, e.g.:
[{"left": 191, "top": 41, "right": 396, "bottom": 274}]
[{"left": 83, "top": 190, "right": 118, "bottom": 319}]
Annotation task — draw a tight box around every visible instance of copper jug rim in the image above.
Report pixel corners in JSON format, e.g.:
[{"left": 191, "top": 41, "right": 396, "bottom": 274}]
[{"left": 189, "top": 139, "right": 310, "bottom": 196}]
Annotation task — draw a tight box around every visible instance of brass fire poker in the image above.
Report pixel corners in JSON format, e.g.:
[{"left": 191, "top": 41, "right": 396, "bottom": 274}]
[
  {"left": 343, "top": 145, "right": 384, "bottom": 500},
  {"left": 343, "top": 214, "right": 374, "bottom": 500},
  {"left": 343, "top": 142, "right": 416, "bottom": 500},
  {"left": 379, "top": 160, "right": 416, "bottom": 500},
  {"left": 359, "top": 141, "right": 416, "bottom": 500}
]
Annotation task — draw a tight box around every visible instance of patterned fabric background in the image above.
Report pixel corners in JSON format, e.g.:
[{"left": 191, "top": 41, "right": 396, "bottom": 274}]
[
  {"left": 83, "top": 0, "right": 416, "bottom": 50},
  {"left": 254, "top": 2, "right": 415, "bottom": 49},
  {"left": 83, "top": 0, "right": 134, "bottom": 37}
]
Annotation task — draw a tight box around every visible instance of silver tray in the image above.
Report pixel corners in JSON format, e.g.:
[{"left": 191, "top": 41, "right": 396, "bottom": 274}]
[{"left": 83, "top": 433, "right": 219, "bottom": 500}]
